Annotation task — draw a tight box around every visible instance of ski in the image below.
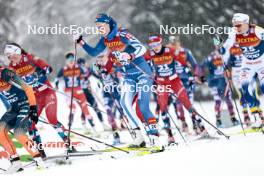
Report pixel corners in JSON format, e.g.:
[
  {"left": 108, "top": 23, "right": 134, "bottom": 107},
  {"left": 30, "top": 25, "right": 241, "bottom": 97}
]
[
  {"left": 230, "top": 127, "right": 264, "bottom": 135},
  {"left": 191, "top": 134, "right": 220, "bottom": 141}
]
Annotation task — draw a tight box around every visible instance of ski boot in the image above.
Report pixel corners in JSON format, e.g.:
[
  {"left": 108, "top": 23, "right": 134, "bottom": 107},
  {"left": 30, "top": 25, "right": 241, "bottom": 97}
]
[
  {"left": 128, "top": 128, "right": 146, "bottom": 148},
  {"left": 166, "top": 128, "right": 176, "bottom": 146},
  {"left": 148, "top": 133, "right": 164, "bottom": 152},
  {"left": 37, "top": 143, "right": 47, "bottom": 159},
  {"left": 112, "top": 131, "right": 121, "bottom": 145},
  {"left": 244, "top": 116, "right": 251, "bottom": 127},
  {"left": 216, "top": 119, "right": 223, "bottom": 128},
  {"left": 147, "top": 121, "right": 164, "bottom": 151},
  {"left": 65, "top": 140, "right": 78, "bottom": 153},
  {"left": 181, "top": 121, "right": 189, "bottom": 133},
  {"left": 243, "top": 109, "right": 251, "bottom": 127},
  {"left": 5, "top": 156, "right": 23, "bottom": 174},
  {"left": 33, "top": 155, "right": 46, "bottom": 170},
  {"left": 231, "top": 116, "right": 239, "bottom": 126},
  {"left": 251, "top": 108, "right": 264, "bottom": 129}
]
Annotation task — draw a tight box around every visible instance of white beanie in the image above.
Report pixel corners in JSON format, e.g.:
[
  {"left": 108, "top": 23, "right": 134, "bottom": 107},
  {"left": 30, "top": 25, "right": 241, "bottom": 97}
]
[
  {"left": 4, "top": 44, "right": 21, "bottom": 56},
  {"left": 232, "top": 13, "right": 250, "bottom": 24}
]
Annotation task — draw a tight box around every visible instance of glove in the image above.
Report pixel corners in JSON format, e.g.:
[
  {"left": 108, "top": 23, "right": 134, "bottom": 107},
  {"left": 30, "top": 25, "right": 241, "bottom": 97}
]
[
  {"left": 200, "top": 76, "right": 207, "bottom": 83},
  {"left": 73, "top": 32, "right": 83, "bottom": 43},
  {"left": 111, "top": 51, "right": 131, "bottom": 66},
  {"left": 213, "top": 36, "right": 222, "bottom": 47},
  {"left": 29, "top": 105, "right": 38, "bottom": 124}
]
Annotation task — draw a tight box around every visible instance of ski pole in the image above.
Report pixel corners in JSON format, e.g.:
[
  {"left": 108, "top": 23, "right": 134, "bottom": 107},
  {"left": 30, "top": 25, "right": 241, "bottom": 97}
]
[
  {"left": 213, "top": 34, "right": 246, "bottom": 136},
  {"left": 66, "top": 42, "right": 78, "bottom": 158},
  {"left": 37, "top": 82, "right": 107, "bottom": 114},
  {"left": 0, "top": 168, "right": 6, "bottom": 172},
  {"left": 227, "top": 78, "right": 246, "bottom": 136},
  {"left": 166, "top": 110, "right": 188, "bottom": 144},
  {"left": 130, "top": 61, "right": 230, "bottom": 139},
  {"left": 38, "top": 118, "right": 129, "bottom": 154}
]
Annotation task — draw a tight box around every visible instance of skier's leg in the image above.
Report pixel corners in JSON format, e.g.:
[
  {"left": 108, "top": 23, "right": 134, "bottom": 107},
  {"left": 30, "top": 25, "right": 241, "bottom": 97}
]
[
  {"left": 103, "top": 92, "right": 118, "bottom": 130},
  {"left": 84, "top": 88, "right": 104, "bottom": 123},
  {"left": 137, "top": 75, "right": 158, "bottom": 135},
  {"left": 175, "top": 100, "right": 188, "bottom": 130},
  {"left": 210, "top": 86, "right": 222, "bottom": 127},
  {"left": 225, "top": 89, "right": 239, "bottom": 125},
  {"left": 27, "top": 95, "right": 45, "bottom": 157},
  {"left": 238, "top": 88, "right": 251, "bottom": 125},
  {"left": 0, "top": 112, "right": 18, "bottom": 157},
  {"left": 13, "top": 107, "right": 45, "bottom": 169},
  {"left": 240, "top": 67, "right": 262, "bottom": 119},
  {"left": 75, "top": 89, "right": 95, "bottom": 129},
  {"left": 134, "top": 94, "right": 145, "bottom": 123},
  {"left": 120, "top": 79, "right": 145, "bottom": 147},
  {"left": 157, "top": 90, "right": 175, "bottom": 144},
  {"left": 170, "top": 77, "right": 205, "bottom": 133},
  {"left": 0, "top": 112, "right": 25, "bottom": 173},
  {"left": 44, "top": 89, "right": 68, "bottom": 142}
]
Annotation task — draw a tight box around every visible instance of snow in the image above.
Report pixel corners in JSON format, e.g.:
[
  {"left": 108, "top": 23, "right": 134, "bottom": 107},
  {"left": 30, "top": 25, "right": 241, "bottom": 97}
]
[
  {"left": 6, "top": 131, "right": 264, "bottom": 176},
  {"left": 1, "top": 86, "right": 264, "bottom": 176}
]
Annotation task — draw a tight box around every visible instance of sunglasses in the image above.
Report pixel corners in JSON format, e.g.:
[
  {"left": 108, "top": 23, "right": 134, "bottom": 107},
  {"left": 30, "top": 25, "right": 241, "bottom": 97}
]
[
  {"left": 66, "top": 56, "right": 75, "bottom": 61},
  {"left": 149, "top": 42, "right": 161, "bottom": 49}
]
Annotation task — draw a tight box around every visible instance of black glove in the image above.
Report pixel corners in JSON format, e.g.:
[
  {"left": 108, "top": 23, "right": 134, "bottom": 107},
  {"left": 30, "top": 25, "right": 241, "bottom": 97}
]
[
  {"left": 76, "top": 35, "right": 83, "bottom": 44},
  {"left": 29, "top": 105, "right": 38, "bottom": 124},
  {"left": 200, "top": 76, "right": 207, "bottom": 83}
]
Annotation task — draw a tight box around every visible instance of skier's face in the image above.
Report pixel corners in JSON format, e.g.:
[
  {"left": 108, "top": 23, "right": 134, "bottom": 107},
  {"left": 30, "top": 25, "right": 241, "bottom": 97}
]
[
  {"left": 66, "top": 56, "right": 75, "bottom": 67},
  {"left": 169, "top": 42, "right": 181, "bottom": 50},
  {"left": 152, "top": 44, "right": 162, "bottom": 53},
  {"left": 6, "top": 54, "right": 21, "bottom": 64},
  {"left": 96, "top": 22, "right": 110, "bottom": 37},
  {"left": 233, "top": 22, "right": 249, "bottom": 34}
]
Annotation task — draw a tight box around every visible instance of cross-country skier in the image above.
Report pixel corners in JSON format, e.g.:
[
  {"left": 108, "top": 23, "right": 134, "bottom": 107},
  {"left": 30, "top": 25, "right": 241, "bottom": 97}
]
[
  {"left": 6, "top": 42, "right": 70, "bottom": 156},
  {"left": 201, "top": 46, "right": 239, "bottom": 127},
  {"left": 145, "top": 34, "right": 207, "bottom": 137},
  {"left": 77, "top": 57, "right": 110, "bottom": 130},
  {"left": 215, "top": 13, "right": 264, "bottom": 126},
  {"left": 73, "top": 13, "right": 159, "bottom": 147},
  {"left": 0, "top": 66, "right": 45, "bottom": 174},
  {"left": 93, "top": 54, "right": 125, "bottom": 145},
  {"left": 226, "top": 43, "right": 259, "bottom": 126},
  {"left": 55, "top": 53, "right": 95, "bottom": 133},
  {"left": 167, "top": 36, "right": 200, "bottom": 132}
]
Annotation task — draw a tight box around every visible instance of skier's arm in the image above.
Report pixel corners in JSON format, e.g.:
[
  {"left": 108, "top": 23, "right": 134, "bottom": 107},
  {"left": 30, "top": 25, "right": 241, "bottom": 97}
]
[
  {"left": 27, "top": 54, "right": 53, "bottom": 74},
  {"left": 120, "top": 30, "right": 146, "bottom": 59},
  {"left": 219, "top": 29, "right": 236, "bottom": 63},
  {"left": 185, "top": 49, "right": 197, "bottom": 68},
  {"left": 198, "top": 58, "right": 209, "bottom": 83},
  {"left": 0, "top": 93, "right": 11, "bottom": 110},
  {"left": 55, "top": 68, "right": 63, "bottom": 88},
  {"left": 255, "top": 26, "right": 264, "bottom": 40},
  {"left": 1, "top": 69, "right": 36, "bottom": 106},
  {"left": 80, "top": 37, "right": 106, "bottom": 57}
]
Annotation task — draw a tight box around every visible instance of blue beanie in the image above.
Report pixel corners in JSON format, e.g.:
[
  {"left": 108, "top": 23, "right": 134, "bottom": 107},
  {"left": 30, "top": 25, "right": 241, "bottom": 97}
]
[{"left": 95, "top": 13, "right": 112, "bottom": 24}]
